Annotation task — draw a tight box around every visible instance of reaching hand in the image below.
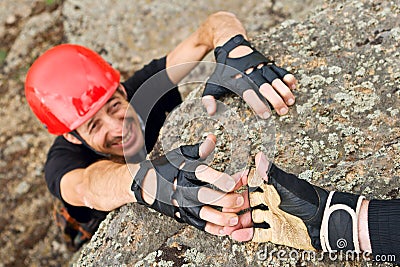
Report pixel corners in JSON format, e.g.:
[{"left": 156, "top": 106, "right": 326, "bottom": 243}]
[
  {"left": 131, "top": 134, "right": 247, "bottom": 235},
  {"left": 202, "top": 34, "right": 297, "bottom": 118},
  {"left": 224, "top": 152, "right": 365, "bottom": 253}
]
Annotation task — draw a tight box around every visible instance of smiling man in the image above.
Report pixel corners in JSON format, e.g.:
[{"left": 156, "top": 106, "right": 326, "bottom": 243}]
[
  {"left": 66, "top": 85, "right": 145, "bottom": 158},
  {"left": 25, "top": 11, "right": 297, "bottom": 250}
]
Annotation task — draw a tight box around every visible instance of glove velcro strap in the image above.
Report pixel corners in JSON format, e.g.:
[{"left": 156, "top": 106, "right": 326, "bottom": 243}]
[
  {"left": 215, "top": 34, "right": 252, "bottom": 56},
  {"left": 131, "top": 160, "right": 153, "bottom": 206},
  {"left": 320, "top": 191, "right": 365, "bottom": 253}
]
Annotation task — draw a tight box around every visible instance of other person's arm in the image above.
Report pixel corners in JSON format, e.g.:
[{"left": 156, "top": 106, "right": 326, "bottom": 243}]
[{"left": 224, "top": 152, "right": 400, "bottom": 263}]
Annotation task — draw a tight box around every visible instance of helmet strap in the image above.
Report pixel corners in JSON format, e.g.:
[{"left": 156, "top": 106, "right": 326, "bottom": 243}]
[{"left": 70, "top": 130, "right": 111, "bottom": 158}]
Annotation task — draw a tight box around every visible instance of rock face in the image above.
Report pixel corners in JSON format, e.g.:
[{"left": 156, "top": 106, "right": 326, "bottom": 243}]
[
  {"left": 75, "top": 0, "right": 400, "bottom": 266},
  {"left": 61, "top": 0, "right": 324, "bottom": 75},
  {"left": 1, "top": 0, "right": 399, "bottom": 266}
]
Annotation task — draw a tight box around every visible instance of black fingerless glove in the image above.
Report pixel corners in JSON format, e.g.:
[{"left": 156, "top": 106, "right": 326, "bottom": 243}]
[
  {"left": 203, "top": 34, "right": 291, "bottom": 100},
  {"left": 131, "top": 143, "right": 209, "bottom": 230}
]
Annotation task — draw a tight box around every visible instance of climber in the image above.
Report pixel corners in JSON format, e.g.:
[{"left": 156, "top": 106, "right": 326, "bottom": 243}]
[{"left": 24, "top": 11, "right": 297, "bottom": 249}]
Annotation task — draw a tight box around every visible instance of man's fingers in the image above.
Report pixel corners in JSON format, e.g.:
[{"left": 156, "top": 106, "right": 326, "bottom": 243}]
[
  {"left": 231, "top": 228, "right": 254, "bottom": 242},
  {"left": 199, "top": 206, "right": 239, "bottom": 227},
  {"left": 204, "top": 222, "right": 226, "bottom": 236},
  {"left": 198, "top": 134, "right": 216, "bottom": 158},
  {"left": 242, "top": 89, "right": 271, "bottom": 119},
  {"left": 222, "top": 191, "right": 249, "bottom": 213},
  {"left": 202, "top": 95, "right": 217, "bottom": 115},
  {"left": 195, "top": 166, "right": 239, "bottom": 192},
  {"left": 271, "top": 79, "right": 295, "bottom": 106},
  {"left": 223, "top": 211, "right": 253, "bottom": 236},
  {"left": 198, "top": 188, "right": 244, "bottom": 208},
  {"left": 283, "top": 73, "right": 297, "bottom": 90},
  {"left": 255, "top": 152, "right": 270, "bottom": 182},
  {"left": 258, "top": 83, "right": 289, "bottom": 116},
  {"left": 230, "top": 169, "right": 249, "bottom": 190}
]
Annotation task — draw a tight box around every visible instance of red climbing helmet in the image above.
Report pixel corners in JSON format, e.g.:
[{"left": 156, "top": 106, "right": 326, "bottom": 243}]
[{"left": 25, "top": 44, "right": 120, "bottom": 135}]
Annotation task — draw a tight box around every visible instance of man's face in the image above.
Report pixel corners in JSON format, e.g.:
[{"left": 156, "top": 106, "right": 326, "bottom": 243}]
[{"left": 75, "top": 86, "right": 144, "bottom": 157}]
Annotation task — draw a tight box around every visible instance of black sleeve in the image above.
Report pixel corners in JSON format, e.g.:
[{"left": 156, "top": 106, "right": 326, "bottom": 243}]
[
  {"left": 44, "top": 136, "right": 102, "bottom": 201},
  {"left": 45, "top": 136, "right": 108, "bottom": 222},
  {"left": 123, "top": 56, "right": 175, "bottom": 101},
  {"left": 368, "top": 199, "right": 400, "bottom": 263},
  {"left": 122, "top": 56, "right": 182, "bottom": 153}
]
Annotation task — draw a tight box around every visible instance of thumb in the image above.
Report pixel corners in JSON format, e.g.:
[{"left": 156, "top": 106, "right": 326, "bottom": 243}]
[
  {"left": 202, "top": 95, "right": 217, "bottom": 115},
  {"left": 199, "top": 134, "right": 216, "bottom": 159},
  {"left": 202, "top": 82, "right": 228, "bottom": 115},
  {"left": 255, "top": 152, "right": 270, "bottom": 182}
]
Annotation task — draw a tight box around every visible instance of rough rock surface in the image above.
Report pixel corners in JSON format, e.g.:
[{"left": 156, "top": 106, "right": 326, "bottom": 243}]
[
  {"left": 75, "top": 0, "right": 400, "bottom": 266},
  {"left": 0, "top": 0, "right": 324, "bottom": 266},
  {"left": 61, "top": 0, "right": 324, "bottom": 75}
]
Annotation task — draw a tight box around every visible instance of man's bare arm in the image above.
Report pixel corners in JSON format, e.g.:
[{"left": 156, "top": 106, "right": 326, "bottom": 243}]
[
  {"left": 60, "top": 161, "right": 142, "bottom": 211},
  {"left": 166, "top": 11, "right": 297, "bottom": 117},
  {"left": 59, "top": 135, "right": 246, "bottom": 235},
  {"left": 165, "top": 11, "right": 247, "bottom": 84}
]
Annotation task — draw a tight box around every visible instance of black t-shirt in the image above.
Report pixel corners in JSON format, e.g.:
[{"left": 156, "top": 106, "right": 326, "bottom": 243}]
[{"left": 44, "top": 56, "right": 181, "bottom": 222}]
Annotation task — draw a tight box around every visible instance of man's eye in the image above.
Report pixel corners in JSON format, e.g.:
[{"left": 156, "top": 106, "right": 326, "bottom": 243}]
[
  {"left": 113, "top": 102, "right": 120, "bottom": 108},
  {"left": 91, "top": 123, "right": 97, "bottom": 131}
]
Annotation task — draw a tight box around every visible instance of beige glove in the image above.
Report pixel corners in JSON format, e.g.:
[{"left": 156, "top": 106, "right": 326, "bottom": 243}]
[
  {"left": 249, "top": 168, "right": 315, "bottom": 250},
  {"left": 248, "top": 159, "right": 365, "bottom": 253}
]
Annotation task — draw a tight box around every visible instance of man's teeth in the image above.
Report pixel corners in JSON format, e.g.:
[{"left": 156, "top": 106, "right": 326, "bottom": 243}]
[{"left": 122, "top": 128, "right": 132, "bottom": 144}]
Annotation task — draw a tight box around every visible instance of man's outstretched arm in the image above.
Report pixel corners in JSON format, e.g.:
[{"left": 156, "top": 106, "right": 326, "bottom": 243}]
[{"left": 60, "top": 135, "right": 246, "bottom": 235}]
